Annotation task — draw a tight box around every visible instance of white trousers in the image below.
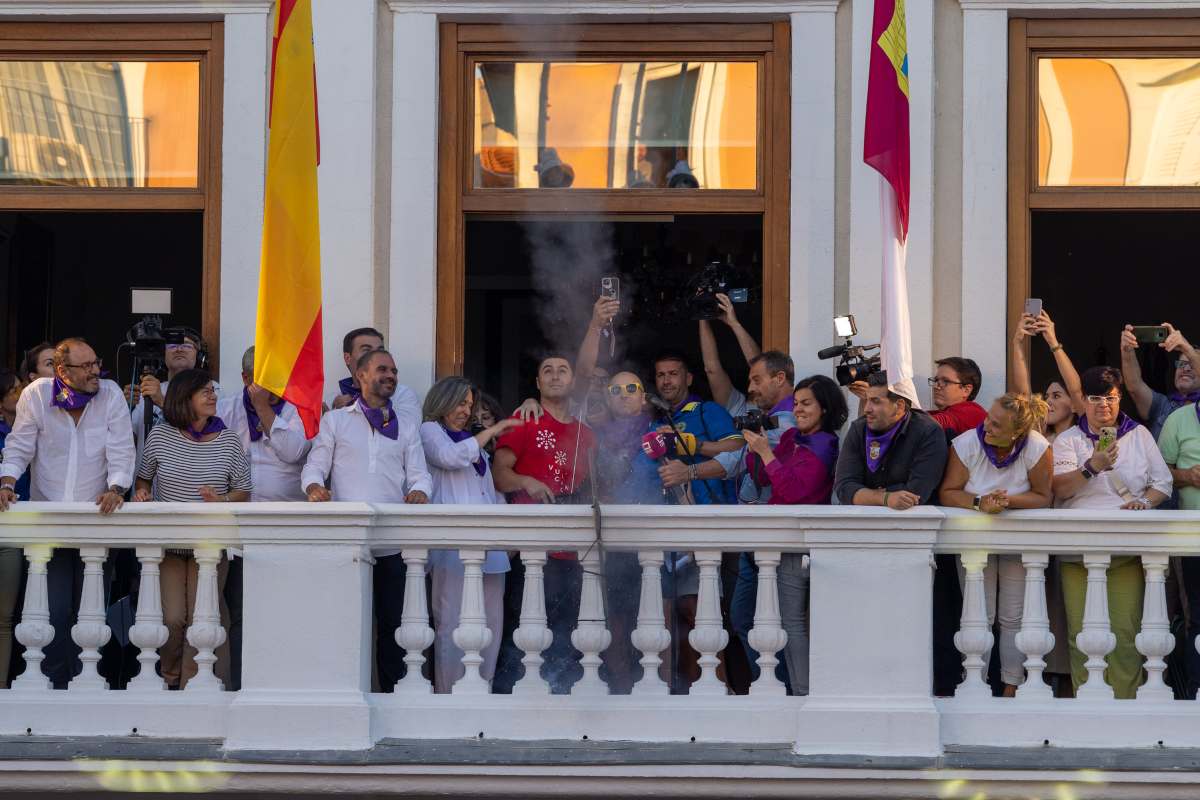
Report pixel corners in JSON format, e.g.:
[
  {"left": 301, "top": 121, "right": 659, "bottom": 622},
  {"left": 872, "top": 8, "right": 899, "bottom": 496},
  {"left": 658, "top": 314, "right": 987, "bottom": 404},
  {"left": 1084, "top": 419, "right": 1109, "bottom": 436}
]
[
  {"left": 431, "top": 558, "right": 506, "bottom": 694},
  {"left": 958, "top": 553, "right": 1026, "bottom": 687}
]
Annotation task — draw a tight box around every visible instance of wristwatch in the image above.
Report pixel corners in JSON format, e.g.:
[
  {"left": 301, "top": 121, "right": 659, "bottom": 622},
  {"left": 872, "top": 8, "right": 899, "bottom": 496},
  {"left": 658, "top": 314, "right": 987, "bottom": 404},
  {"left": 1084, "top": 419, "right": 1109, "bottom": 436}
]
[
  {"left": 108, "top": 485, "right": 128, "bottom": 496},
  {"left": 972, "top": 495, "right": 983, "bottom": 511},
  {"left": 1080, "top": 460, "right": 1096, "bottom": 480}
]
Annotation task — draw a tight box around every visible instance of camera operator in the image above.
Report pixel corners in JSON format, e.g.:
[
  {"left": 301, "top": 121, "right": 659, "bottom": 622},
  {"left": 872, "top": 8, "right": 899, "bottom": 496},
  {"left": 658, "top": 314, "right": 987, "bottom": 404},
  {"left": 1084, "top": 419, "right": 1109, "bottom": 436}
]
[
  {"left": 1120, "top": 322, "right": 1200, "bottom": 440},
  {"left": 928, "top": 357, "right": 987, "bottom": 438},
  {"left": 698, "top": 293, "right": 762, "bottom": 413},
  {"left": 126, "top": 330, "right": 216, "bottom": 467}
]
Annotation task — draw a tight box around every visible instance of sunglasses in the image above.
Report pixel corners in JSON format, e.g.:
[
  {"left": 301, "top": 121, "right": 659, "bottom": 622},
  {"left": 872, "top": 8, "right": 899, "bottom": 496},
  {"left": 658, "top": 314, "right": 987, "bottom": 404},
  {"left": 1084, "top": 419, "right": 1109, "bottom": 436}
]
[{"left": 607, "top": 383, "right": 643, "bottom": 396}]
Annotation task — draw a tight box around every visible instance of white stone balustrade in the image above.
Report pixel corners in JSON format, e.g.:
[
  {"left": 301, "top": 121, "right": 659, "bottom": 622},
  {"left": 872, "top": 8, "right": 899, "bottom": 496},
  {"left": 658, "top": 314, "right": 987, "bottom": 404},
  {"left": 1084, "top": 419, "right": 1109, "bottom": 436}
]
[{"left": 2, "top": 504, "right": 1200, "bottom": 759}]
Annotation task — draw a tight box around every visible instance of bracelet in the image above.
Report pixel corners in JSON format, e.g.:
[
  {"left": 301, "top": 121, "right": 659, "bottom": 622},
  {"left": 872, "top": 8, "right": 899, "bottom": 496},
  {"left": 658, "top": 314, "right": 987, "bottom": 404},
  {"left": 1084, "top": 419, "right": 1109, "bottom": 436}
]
[
  {"left": 882, "top": 490, "right": 890, "bottom": 506},
  {"left": 0, "top": 485, "right": 14, "bottom": 496},
  {"left": 688, "top": 464, "right": 698, "bottom": 482},
  {"left": 1049, "top": 343, "right": 1064, "bottom": 353}
]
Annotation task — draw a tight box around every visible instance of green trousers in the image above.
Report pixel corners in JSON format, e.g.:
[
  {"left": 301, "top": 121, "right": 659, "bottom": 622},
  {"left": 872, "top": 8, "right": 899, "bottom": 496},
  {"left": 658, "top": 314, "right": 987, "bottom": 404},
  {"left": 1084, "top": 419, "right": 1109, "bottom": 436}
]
[{"left": 1061, "top": 556, "right": 1145, "bottom": 699}]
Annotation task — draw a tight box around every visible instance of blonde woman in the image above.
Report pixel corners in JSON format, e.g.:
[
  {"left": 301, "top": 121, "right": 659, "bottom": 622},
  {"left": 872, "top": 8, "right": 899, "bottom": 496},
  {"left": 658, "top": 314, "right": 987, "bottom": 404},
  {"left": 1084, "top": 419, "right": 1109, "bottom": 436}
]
[{"left": 940, "top": 392, "right": 1053, "bottom": 695}]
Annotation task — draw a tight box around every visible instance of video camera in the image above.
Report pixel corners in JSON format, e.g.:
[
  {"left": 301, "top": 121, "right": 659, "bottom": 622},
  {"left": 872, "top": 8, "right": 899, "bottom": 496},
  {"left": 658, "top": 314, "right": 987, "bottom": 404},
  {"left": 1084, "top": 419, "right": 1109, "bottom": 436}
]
[
  {"left": 682, "top": 258, "right": 751, "bottom": 320},
  {"left": 817, "top": 314, "right": 882, "bottom": 386},
  {"left": 733, "top": 408, "right": 779, "bottom": 434}
]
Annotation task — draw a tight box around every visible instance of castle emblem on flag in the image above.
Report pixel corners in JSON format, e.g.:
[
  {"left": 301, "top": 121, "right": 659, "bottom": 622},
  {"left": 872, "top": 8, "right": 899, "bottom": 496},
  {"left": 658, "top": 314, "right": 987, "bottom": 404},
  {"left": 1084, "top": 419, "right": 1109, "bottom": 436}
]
[{"left": 876, "top": 0, "right": 909, "bottom": 99}]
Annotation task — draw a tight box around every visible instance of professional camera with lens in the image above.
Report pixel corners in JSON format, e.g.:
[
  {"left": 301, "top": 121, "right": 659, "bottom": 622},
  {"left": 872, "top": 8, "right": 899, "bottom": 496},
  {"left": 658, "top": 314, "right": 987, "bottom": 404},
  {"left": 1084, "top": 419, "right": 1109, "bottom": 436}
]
[
  {"left": 733, "top": 408, "right": 779, "bottom": 434},
  {"left": 683, "top": 258, "right": 751, "bottom": 320},
  {"left": 817, "top": 314, "right": 883, "bottom": 386}
]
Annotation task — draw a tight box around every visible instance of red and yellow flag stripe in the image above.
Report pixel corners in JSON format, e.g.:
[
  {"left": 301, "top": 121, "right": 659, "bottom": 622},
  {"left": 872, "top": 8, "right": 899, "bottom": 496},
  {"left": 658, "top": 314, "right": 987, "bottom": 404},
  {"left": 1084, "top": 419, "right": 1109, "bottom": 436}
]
[{"left": 254, "top": 0, "right": 323, "bottom": 437}]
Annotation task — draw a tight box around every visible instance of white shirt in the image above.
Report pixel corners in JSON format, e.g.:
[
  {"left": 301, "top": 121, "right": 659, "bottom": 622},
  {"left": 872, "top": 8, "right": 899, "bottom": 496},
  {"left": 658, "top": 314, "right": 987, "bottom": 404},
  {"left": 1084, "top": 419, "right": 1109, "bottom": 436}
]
[
  {"left": 301, "top": 402, "right": 433, "bottom": 503},
  {"left": 1, "top": 378, "right": 135, "bottom": 501},
  {"left": 218, "top": 393, "right": 311, "bottom": 502},
  {"left": 419, "top": 421, "right": 509, "bottom": 574},
  {"left": 953, "top": 428, "right": 1050, "bottom": 496},
  {"left": 1052, "top": 424, "right": 1173, "bottom": 509}
]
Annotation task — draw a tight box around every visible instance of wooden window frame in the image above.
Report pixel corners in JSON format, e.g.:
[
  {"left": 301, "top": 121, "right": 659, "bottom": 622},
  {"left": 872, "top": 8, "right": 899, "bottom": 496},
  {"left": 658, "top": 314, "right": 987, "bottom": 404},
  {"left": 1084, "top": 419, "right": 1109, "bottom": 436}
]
[
  {"left": 1007, "top": 18, "right": 1200, "bottom": 384},
  {"left": 436, "top": 20, "right": 790, "bottom": 378},
  {"left": 0, "top": 21, "right": 224, "bottom": 372}
]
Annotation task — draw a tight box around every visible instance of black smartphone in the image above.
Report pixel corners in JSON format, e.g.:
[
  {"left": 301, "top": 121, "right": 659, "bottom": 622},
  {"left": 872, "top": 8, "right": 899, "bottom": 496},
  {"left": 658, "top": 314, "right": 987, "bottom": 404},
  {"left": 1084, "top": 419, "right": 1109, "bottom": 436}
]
[
  {"left": 600, "top": 275, "right": 620, "bottom": 302},
  {"left": 1131, "top": 325, "right": 1169, "bottom": 345}
]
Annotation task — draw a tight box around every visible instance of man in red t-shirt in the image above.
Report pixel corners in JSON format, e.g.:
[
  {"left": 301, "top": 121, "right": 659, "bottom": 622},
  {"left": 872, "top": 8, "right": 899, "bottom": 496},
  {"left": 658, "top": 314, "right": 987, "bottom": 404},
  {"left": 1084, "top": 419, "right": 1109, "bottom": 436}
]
[
  {"left": 928, "top": 356, "right": 987, "bottom": 438},
  {"left": 492, "top": 353, "right": 596, "bottom": 693}
]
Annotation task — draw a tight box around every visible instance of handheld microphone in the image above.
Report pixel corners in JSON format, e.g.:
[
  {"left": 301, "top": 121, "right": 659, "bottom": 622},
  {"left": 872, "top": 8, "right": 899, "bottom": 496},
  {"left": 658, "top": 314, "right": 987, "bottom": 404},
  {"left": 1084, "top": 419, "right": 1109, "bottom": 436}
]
[
  {"left": 641, "top": 432, "right": 689, "bottom": 504},
  {"left": 645, "top": 393, "right": 673, "bottom": 413},
  {"left": 817, "top": 343, "right": 848, "bottom": 360}
]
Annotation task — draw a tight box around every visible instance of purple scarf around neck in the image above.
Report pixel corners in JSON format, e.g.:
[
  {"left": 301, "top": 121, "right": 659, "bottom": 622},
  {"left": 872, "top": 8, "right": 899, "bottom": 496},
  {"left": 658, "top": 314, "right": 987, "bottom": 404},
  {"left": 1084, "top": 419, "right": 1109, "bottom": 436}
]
[
  {"left": 181, "top": 416, "right": 227, "bottom": 442},
  {"left": 338, "top": 377, "right": 361, "bottom": 400},
  {"left": 442, "top": 424, "right": 486, "bottom": 476},
  {"left": 1170, "top": 389, "right": 1200, "bottom": 405},
  {"left": 1077, "top": 412, "right": 1138, "bottom": 442},
  {"left": 795, "top": 430, "right": 839, "bottom": 474},
  {"left": 865, "top": 414, "right": 907, "bottom": 473},
  {"left": 975, "top": 424, "right": 1028, "bottom": 469},
  {"left": 50, "top": 376, "right": 95, "bottom": 412},
  {"left": 359, "top": 398, "right": 398, "bottom": 440},
  {"left": 243, "top": 387, "right": 286, "bottom": 442}
]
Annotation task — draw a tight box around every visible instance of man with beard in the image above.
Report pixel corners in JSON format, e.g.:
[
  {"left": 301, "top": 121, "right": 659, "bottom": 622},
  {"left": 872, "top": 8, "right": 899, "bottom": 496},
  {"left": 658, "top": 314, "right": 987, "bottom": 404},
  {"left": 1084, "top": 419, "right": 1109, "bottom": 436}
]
[
  {"left": 302, "top": 348, "right": 431, "bottom": 691},
  {"left": 1121, "top": 322, "right": 1200, "bottom": 440},
  {"left": 330, "top": 328, "right": 421, "bottom": 427},
  {"left": 1, "top": 338, "right": 135, "bottom": 687},
  {"left": 491, "top": 353, "right": 595, "bottom": 693}
]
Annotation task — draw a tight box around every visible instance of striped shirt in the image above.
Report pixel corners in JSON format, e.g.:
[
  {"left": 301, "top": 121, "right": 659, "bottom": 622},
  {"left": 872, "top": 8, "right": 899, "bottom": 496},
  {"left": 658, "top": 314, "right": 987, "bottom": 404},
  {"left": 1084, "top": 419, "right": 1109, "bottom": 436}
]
[{"left": 137, "top": 424, "right": 252, "bottom": 502}]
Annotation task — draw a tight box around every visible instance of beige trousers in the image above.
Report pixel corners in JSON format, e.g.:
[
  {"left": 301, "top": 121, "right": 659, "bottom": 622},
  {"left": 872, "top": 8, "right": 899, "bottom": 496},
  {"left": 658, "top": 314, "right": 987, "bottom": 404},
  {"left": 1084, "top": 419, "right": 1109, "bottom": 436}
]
[{"left": 160, "top": 552, "right": 230, "bottom": 689}]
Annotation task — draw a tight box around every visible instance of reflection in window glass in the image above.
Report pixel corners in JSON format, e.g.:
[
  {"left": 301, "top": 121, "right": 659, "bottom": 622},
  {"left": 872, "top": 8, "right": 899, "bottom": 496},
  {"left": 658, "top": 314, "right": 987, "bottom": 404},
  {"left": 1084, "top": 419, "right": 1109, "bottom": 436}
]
[
  {"left": 0, "top": 61, "right": 200, "bottom": 188},
  {"left": 473, "top": 61, "right": 758, "bottom": 190},
  {"left": 1038, "top": 57, "right": 1200, "bottom": 186}
]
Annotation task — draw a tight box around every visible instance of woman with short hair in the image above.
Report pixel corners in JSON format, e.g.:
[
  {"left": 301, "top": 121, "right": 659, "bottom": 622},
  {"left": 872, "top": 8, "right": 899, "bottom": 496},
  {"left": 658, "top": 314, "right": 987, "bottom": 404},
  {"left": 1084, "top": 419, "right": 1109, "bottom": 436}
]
[
  {"left": 20, "top": 342, "right": 54, "bottom": 385},
  {"left": 419, "top": 376, "right": 521, "bottom": 693},
  {"left": 133, "top": 368, "right": 249, "bottom": 689},
  {"left": 1052, "top": 366, "right": 1173, "bottom": 698},
  {"left": 940, "top": 392, "right": 1053, "bottom": 695},
  {"left": 742, "top": 374, "right": 849, "bottom": 696}
]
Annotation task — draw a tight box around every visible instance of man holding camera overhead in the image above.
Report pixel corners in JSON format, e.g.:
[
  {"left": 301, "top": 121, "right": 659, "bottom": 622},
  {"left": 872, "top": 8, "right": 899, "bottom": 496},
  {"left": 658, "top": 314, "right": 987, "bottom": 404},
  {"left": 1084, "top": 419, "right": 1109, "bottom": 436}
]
[
  {"left": 125, "top": 329, "right": 216, "bottom": 468},
  {"left": 1120, "top": 322, "right": 1200, "bottom": 440}
]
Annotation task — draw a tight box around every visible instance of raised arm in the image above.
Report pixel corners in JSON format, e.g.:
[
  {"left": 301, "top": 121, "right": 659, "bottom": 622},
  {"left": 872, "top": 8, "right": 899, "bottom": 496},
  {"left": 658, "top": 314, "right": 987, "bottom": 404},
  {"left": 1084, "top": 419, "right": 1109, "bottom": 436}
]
[
  {"left": 1120, "top": 325, "right": 1155, "bottom": 420},
  {"left": 1162, "top": 323, "right": 1200, "bottom": 384},
  {"left": 715, "top": 294, "right": 761, "bottom": 364},
  {"left": 699, "top": 318, "right": 734, "bottom": 409},
  {"left": 1038, "top": 310, "right": 1085, "bottom": 414},
  {"left": 1010, "top": 316, "right": 1033, "bottom": 397},
  {"left": 574, "top": 296, "right": 620, "bottom": 398}
]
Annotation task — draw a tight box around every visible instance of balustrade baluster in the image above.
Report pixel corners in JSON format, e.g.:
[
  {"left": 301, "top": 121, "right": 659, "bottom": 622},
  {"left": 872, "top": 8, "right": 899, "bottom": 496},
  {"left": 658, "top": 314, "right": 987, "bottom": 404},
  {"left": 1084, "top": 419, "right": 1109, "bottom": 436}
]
[
  {"left": 69, "top": 547, "right": 111, "bottom": 690},
  {"left": 127, "top": 547, "right": 168, "bottom": 692},
  {"left": 748, "top": 550, "right": 787, "bottom": 696},
  {"left": 512, "top": 551, "right": 553, "bottom": 695},
  {"left": 953, "top": 550, "right": 993, "bottom": 699},
  {"left": 1135, "top": 554, "right": 1174, "bottom": 702},
  {"left": 1014, "top": 553, "right": 1054, "bottom": 701},
  {"left": 451, "top": 550, "right": 491, "bottom": 694},
  {"left": 571, "top": 548, "right": 612, "bottom": 695},
  {"left": 12, "top": 545, "right": 53, "bottom": 691},
  {"left": 688, "top": 550, "right": 728, "bottom": 695},
  {"left": 1076, "top": 553, "right": 1116, "bottom": 701},
  {"left": 186, "top": 547, "right": 227, "bottom": 692},
  {"left": 631, "top": 550, "right": 670, "bottom": 695},
  {"left": 394, "top": 549, "right": 435, "bottom": 694}
]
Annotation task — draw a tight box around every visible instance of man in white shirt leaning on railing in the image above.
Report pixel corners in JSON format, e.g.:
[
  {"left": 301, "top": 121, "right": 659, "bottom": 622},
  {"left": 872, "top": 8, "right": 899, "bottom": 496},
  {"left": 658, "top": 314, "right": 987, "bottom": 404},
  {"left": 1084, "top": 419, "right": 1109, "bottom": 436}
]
[{"left": 0, "top": 337, "right": 135, "bottom": 688}]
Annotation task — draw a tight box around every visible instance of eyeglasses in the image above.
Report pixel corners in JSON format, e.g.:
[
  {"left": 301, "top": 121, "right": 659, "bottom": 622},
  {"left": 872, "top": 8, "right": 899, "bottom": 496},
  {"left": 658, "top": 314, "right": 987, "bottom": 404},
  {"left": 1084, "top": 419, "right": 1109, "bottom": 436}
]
[
  {"left": 1085, "top": 394, "right": 1121, "bottom": 406},
  {"left": 1177, "top": 360, "right": 1194, "bottom": 371},
  {"left": 166, "top": 343, "right": 196, "bottom": 352},
  {"left": 607, "top": 383, "right": 643, "bottom": 396},
  {"left": 928, "top": 377, "right": 966, "bottom": 388},
  {"left": 63, "top": 359, "right": 102, "bottom": 372}
]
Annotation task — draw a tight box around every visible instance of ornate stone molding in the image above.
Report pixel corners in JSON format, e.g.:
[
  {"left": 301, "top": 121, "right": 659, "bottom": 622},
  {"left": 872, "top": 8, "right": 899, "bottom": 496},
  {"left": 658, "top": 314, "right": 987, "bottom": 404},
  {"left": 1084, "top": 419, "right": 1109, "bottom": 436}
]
[{"left": 387, "top": 0, "right": 841, "bottom": 15}]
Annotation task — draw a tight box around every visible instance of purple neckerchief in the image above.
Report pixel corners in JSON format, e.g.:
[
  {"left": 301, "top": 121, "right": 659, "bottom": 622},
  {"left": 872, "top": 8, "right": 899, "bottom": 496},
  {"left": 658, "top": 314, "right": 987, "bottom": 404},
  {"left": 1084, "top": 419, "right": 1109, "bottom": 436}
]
[
  {"left": 605, "top": 413, "right": 653, "bottom": 450},
  {"left": 976, "top": 424, "right": 1028, "bottom": 469},
  {"left": 770, "top": 395, "right": 795, "bottom": 415},
  {"left": 795, "top": 430, "right": 839, "bottom": 474},
  {"left": 359, "top": 399, "right": 398, "bottom": 440},
  {"left": 1078, "top": 412, "right": 1138, "bottom": 442},
  {"left": 865, "top": 414, "right": 907, "bottom": 473},
  {"left": 671, "top": 393, "right": 704, "bottom": 414},
  {"left": 338, "top": 377, "right": 361, "bottom": 400},
  {"left": 181, "top": 416, "right": 227, "bottom": 442},
  {"left": 442, "top": 424, "right": 486, "bottom": 476},
  {"left": 50, "top": 377, "right": 95, "bottom": 412},
  {"left": 1170, "top": 390, "right": 1200, "bottom": 405},
  {"left": 243, "top": 387, "right": 286, "bottom": 442}
]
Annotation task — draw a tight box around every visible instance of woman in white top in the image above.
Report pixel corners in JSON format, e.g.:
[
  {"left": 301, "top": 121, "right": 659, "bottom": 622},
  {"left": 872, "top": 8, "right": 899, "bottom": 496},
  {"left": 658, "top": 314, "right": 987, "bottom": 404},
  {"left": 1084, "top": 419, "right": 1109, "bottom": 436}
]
[
  {"left": 420, "top": 377, "right": 522, "bottom": 693},
  {"left": 1052, "top": 366, "right": 1173, "bottom": 698},
  {"left": 941, "top": 392, "right": 1053, "bottom": 695}
]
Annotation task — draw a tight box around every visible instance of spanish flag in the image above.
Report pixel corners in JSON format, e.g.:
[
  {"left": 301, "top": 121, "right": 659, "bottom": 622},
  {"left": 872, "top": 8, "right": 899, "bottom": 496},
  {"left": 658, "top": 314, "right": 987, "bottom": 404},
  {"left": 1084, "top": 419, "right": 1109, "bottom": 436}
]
[
  {"left": 864, "top": 0, "right": 918, "bottom": 406},
  {"left": 254, "top": 0, "right": 323, "bottom": 437}
]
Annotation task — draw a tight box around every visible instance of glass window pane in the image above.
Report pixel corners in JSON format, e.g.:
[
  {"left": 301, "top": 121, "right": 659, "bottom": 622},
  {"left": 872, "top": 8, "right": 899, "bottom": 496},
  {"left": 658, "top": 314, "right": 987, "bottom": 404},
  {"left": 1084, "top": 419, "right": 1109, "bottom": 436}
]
[
  {"left": 0, "top": 61, "right": 200, "bottom": 188},
  {"left": 1038, "top": 57, "right": 1200, "bottom": 187},
  {"left": 473, "top": 61, "right": 758, "bottom": 190}
]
